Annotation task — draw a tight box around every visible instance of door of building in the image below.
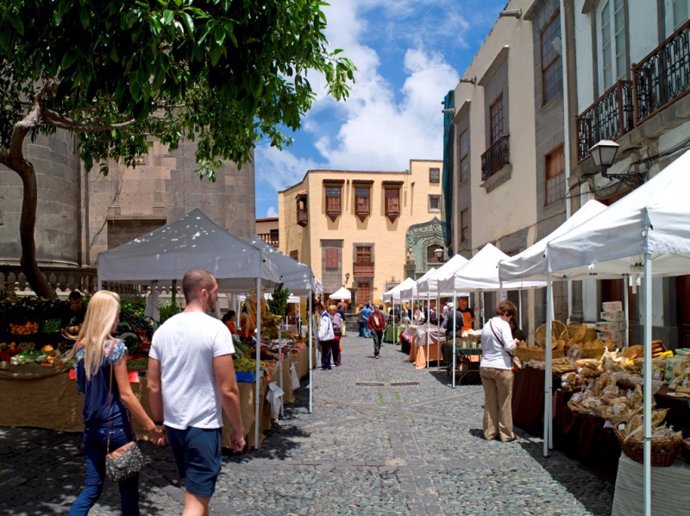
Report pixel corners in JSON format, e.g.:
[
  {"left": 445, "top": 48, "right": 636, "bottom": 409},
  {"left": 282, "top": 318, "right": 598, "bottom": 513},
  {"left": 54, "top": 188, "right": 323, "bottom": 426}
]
[{"left": 355, "top": 279, "right": 372, "bottom": 307}]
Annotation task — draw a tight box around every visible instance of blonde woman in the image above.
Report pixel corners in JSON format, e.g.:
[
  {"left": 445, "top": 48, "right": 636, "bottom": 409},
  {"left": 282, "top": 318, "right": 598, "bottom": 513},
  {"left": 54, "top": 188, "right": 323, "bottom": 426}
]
[{"left": 67, "top": 290, "right": 164, "bottom": 516}]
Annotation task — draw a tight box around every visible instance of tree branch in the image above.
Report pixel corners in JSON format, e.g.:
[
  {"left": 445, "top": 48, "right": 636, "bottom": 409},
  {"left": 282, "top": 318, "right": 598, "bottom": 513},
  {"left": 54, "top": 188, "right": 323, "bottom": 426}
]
[{"left": 42, "top": 108, "right": 136, "bottom": 132}]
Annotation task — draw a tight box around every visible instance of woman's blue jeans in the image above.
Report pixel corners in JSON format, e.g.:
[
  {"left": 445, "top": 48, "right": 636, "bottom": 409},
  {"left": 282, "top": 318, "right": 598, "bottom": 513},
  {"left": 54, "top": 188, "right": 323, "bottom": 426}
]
[{"left": 70, "top": 425, "right": 140, "bottom": 516}]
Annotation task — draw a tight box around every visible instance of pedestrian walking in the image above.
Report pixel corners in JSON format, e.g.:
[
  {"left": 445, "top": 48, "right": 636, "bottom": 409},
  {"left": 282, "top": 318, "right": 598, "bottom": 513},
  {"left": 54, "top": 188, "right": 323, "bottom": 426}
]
[
  {"left": 67, "top": 290, "right": 165, "bottom": 516},
  {"left": 328, "top": 305, "right": 344, "bottom": 366},
  {"left": 479, "top": 300, "right": 518, "bottom": 442},
  {"left": 317, "top": 303, "right": 335, "bottom": 369},
  {"left": 361, "top": 303, "right": 373, "bottom": 338},
  {"left": 357, "top": 305, "right": 367, "bottom": 337},
  {"left": 367, "top": 304, "right": 386, "bottom": 358},
  {"left": 148, "top": 269, "right": 246, "bottom": 516}
]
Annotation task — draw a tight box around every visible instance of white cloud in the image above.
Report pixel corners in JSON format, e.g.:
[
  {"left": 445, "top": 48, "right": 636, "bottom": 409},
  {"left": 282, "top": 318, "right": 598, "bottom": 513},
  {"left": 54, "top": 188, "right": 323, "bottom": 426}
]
[
  {"left": 265, "top": 206, "right": 278, "bottom": 217},
  {"left": 254, "top": 0, "right": 500, "bottom": 211}
]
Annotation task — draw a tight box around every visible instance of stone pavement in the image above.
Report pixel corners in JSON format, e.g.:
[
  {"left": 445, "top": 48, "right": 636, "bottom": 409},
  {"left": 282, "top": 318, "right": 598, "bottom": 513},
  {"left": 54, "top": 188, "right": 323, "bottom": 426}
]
[{"left": 0, "top": 335, "right": 614, "bottom": 515}]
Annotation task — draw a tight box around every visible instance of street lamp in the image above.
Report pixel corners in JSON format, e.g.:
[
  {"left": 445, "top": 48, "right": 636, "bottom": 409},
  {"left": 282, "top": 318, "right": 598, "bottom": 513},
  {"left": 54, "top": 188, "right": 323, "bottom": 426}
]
[
  {"left": 589, "top": 139, "right": 646, "bottom": 187},
  {"left": 433, "top": 247, "right": 444, "bottom": 263},
  {"left": 589, "top": 140, "right": 620, "bottom": 177}
]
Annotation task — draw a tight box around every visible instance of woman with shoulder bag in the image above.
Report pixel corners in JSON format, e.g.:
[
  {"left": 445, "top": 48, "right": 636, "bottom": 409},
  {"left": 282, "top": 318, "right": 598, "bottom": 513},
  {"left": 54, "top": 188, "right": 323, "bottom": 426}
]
[
  {"left": 66, "top": 290, "right": 165, "bottom": 516},
  {"left": 328, "top": 305, "right": 344, "bottom": 366},
  {"left": 479, "top": 300, "right": 519, "bottom": 443}
]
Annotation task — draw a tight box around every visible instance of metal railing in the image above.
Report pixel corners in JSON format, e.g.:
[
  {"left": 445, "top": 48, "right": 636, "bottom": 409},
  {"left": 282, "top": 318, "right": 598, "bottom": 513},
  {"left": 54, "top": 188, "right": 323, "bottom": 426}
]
[
  {"left": 481, "top": 135, "right": 510, "bottom": 181},
  {"left": 576, "top": 80, "right": 634, "bottom": 162},
  {"left": 634, "top": 19, "right": 690, "bottom": 124}
]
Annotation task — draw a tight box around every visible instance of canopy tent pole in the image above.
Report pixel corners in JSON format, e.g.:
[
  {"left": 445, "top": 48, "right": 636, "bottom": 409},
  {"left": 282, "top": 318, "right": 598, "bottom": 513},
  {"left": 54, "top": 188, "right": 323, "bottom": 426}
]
[
  {"left": 623, "top": 275, "right": 630, "bottom": 348},
  {"left": 643, "top": 250, "right": 652, "bottom": 516},
  {"left": 437, "top": 291, "right": 441, "bottom": 371},
  {"left": 278, "top": 318, "right": 283, "bottom": 418},
  {"left": 481, "top": 292, "right": 486, "bottom": 326},
  {"left": 254, "top": 278, "right": 262, "bottom": 449},
  {"left": 452, "top": 290, "right": 457, "bottom": 388},
  {"left": 392, "top": 297, "right": 396, "bottom": 348},
  {"left": 308, "top": 290, "right": 313, "bottom": 414},
  {"left": 518, "top": 290, "right": 523, "bottom": 329},
  {"left": 543, "top": 273, "right": 553, "bottom": 458},
  {"left": 427, "top": 291, "right": 431, "bottom": 369}
]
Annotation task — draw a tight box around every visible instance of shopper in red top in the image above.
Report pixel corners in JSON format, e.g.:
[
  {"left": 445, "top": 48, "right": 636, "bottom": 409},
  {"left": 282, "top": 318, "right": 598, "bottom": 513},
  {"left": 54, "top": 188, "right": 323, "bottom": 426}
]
[{"left": 367, "top": 304, "right": 387, "bottom": 359}]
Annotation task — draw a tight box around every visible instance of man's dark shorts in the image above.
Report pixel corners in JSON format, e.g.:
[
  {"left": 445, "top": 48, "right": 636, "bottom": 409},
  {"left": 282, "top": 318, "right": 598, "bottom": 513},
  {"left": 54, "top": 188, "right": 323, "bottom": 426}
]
[{"left": 165, "top": 426, "right": 222, "bottom": 497}]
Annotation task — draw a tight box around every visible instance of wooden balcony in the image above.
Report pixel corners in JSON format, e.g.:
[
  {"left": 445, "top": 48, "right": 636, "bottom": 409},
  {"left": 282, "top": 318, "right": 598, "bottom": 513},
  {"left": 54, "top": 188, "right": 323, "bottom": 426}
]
[
  {"left": 576, "top": 80, "right": 634, "bottom": 162},
  {"left": 481, "top": 134, "right": 510, "bottom": 181},
  {"left": 634, "top": 19, "right": 690, "bottom": 124},
  {"left": 353, "top": 262, "right": 374, "bottom": 277},
  {"left": 257, "top": 232, "right": 279, "bottom": 248}
]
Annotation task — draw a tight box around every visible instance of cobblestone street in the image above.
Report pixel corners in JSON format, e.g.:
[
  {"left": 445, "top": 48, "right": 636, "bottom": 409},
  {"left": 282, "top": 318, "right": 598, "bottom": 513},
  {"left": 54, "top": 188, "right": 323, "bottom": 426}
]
[{"left": 0, "top": 335, "right": 614, "bottom": 515}]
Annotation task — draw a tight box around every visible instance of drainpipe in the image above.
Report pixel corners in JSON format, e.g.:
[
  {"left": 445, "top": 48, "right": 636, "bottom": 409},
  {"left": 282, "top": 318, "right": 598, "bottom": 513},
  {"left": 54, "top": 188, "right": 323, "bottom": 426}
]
[{"left": 560, "top": 0, "right": 573, "bottom": 321}]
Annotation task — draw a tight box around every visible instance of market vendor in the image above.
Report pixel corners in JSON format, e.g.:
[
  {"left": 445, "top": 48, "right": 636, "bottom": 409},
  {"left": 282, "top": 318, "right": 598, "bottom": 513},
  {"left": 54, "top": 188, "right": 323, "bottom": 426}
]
[
  {"left": 61, "top": 290, "right": 86, "bottom": 336},
  {"left": 445, "top": 296, "right": 475, "bottom": 333}
]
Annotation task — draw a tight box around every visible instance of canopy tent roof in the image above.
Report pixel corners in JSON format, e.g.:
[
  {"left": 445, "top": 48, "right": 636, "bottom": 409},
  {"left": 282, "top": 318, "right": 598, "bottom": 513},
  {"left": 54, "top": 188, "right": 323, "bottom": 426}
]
[
  {"left": 438, "top": 244, "right": 545, "bottom": 293},
  {"left": 399, "top": 267, "right": 437, "bottom": 301},
  {"left": 418, "top": 253, "right": 470, "bottom": 295},
  {"left": 329, "top": 286, "right": 352, "bottom": 300},
  {"left": 247, "top": 236, "right": 319, "bottom": 295},
  {"left": 547, "top": 149, "right": 690, "bottom": 278},
  {"left": 97, "top": 209, "right": 280, "bottom": 288},
  {"left": 383, "top": 277, "right": 416, "bottom": 302},
  {"left": 498, "top": 200, "right": 607, "bottom": 282}
]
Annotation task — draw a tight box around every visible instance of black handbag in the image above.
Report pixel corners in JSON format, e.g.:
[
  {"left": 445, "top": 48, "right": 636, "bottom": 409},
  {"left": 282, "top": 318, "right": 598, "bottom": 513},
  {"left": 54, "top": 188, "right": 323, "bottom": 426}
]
[{"left": 104, "top": 363, "right": 144, "bottom": 482}]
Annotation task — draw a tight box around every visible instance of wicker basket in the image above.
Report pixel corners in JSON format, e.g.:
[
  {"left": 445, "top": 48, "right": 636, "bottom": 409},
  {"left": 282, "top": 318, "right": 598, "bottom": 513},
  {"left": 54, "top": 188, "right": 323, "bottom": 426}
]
[
  {"left": 567, "top": 323, "right": 598, "bottom": 343},
  {"left": 515, "top": 346, "right": 565, "bottom": 362},
  {"left": 534, "top": 320, "right": 568, "bottom": 347},
  {"left": 683, "top": 439, "right": 690, "bottom": 464},
  {"left": 615, "top": 430, "right": 681, "bottom": 467},
  {"left": 579, "top": 345, "right": 608, "bottom": 359}
]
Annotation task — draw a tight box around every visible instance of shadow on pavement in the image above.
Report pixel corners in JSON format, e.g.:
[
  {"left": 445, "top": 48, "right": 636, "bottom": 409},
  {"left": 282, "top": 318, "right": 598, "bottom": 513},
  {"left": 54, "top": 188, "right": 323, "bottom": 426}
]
[
  {"left": 427, "top": 368, "right": 482, "bottom": 387},
  {"left": 518, "top": 439, "right": 614, "bottom": 516}
]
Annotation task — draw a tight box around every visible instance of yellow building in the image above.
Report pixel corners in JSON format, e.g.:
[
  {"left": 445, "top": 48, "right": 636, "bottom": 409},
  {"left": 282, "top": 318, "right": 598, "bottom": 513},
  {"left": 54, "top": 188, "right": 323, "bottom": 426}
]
[{"left": 278, "top": 160, "right": 444, "bottom": 305}]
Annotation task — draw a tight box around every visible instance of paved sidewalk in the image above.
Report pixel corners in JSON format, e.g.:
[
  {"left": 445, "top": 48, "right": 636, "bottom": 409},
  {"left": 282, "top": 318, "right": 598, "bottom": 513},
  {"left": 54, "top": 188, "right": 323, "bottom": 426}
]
[{"left": 0, "top": 335, "right": 613, "bottom": 515}]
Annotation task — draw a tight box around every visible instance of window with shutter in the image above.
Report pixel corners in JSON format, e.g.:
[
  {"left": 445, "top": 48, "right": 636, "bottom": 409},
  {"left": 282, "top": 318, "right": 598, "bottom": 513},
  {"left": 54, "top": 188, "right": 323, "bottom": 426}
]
[
  {"left": 325, "top": 248, "right": 339, "bottom": 270},
  {"left": 428, "top": 167, "right": 440, "bottom": 183},
  {"left": 545, "top": 146, "right": 565, "bottom": 205},
  {"left": 384, "top": 188, "right": 400, "bottom": 221},
  {"left": 354, "top": 186, "right": 370, "bottom": 220},
  {"left": 325, "top": 185, "right": 342, "bottom": 221}
]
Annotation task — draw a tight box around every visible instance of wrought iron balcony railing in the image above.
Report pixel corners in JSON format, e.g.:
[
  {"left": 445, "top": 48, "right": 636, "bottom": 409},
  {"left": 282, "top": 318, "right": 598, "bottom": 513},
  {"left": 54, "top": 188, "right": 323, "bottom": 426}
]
[
  {"left": 634, "top": 19, "right": 690, "bottom": 124},
  {"left": 576, "top": 80, "right": 634, "bottom": 162},
  {"left": 480, "top": 134, "right": 510, "bottom": 181}
]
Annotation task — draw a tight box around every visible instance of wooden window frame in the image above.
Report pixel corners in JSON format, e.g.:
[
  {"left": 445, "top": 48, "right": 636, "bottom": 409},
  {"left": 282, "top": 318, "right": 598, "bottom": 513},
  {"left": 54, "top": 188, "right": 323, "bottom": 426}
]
[
  {"left": 324, "top": 247, "right": 339, "bottom": 270},
  {"left": 459, "top": 129, "right": 470, "bottom": 182},
  {"left": 428, "top": 167, "right": 440, "bottom": 183},
  {"left": 324, "top": 181, "right": 343, "bottom": 221},
  {"left": 545, "top": 146, "right": 565, "bottom": 205},
  {"left": 540, "top": 12, "right": 562, "bottom": 105},
  {"left": 460, "top": 208, "right": 469, "bottom": 243},
  {"left": 296, "top": 193, "right": 308, "bottom": 227},
  {"left": 353, "top": 180, "right": 373, "bottom": 221},
  {"left": 489, "top": 95, "right": 504, "bottom": 145},
  {"left": 428, "top": 194, "right": 441, "bottom": 212},
  {"left": 382, "top": 181, "right": 403, "bottom": 222}
]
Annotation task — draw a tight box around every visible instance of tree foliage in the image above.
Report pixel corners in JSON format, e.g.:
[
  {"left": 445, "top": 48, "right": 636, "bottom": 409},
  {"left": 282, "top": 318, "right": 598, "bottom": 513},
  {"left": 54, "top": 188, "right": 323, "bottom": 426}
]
[{"left": 0, "top": 0, "right": 354, "bottom": 296}]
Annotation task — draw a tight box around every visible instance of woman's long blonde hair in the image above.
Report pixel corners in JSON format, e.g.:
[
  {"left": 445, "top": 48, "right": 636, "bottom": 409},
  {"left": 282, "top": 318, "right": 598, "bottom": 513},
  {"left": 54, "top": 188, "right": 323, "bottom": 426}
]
[{"left": 65, "top": 290, "right": 121, "bottom": 381}]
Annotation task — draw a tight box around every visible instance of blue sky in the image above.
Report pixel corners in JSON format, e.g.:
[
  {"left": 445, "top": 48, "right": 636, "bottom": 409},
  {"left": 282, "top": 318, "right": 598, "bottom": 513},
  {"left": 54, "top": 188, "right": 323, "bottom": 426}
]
[{"left": 254, "top": 0, "right": 508, "bottom": 218}]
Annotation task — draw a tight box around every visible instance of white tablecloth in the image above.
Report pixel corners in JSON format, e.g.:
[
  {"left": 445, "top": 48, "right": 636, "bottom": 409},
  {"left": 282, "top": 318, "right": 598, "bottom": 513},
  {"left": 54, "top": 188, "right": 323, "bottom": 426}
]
[{"left": 611, "top": 454, "right": 690, "bottom": 516}]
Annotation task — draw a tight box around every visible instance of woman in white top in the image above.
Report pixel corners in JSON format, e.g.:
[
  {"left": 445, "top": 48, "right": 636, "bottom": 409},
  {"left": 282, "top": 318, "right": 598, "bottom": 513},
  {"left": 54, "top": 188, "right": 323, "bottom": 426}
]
[
  {"left": 317, "top": 304, "right": 335, "bottom": 370},
  {"left": 479, "top": 300, "right": 518, "bottom": 442}
]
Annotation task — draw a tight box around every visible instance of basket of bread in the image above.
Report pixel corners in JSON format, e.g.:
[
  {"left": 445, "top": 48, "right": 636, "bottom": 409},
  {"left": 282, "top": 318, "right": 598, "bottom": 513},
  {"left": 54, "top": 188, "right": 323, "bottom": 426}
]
[{"left": 614, "top": 408, "right": 683, "bottom": 467}]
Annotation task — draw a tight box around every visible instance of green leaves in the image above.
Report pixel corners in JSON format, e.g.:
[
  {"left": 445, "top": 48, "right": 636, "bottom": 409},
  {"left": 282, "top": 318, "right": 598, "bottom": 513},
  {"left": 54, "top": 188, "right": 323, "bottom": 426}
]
[{"left": 0, "top": 0, "right": 355, "bottom": 175}]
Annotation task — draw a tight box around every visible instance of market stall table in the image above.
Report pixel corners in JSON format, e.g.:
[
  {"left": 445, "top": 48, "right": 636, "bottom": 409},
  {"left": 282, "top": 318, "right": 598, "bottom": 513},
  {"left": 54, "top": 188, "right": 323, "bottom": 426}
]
[
  {"left": 0, "top": 346, "right": 313, "bottom": 449},
  {"left": 612, "top": 454, "right": 690, "bottom": 516},
  {"left": 413, "top": 329, "right": 445, "bottom": 369},
  {"left": 442, "top": 343, "right": 482, "bottom": 383}
]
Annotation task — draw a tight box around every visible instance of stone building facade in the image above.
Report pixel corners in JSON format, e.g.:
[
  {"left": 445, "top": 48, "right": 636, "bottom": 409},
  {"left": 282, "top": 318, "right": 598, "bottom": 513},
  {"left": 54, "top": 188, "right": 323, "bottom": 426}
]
[{"left": 0, "top": 130, "right": 255, "bottom": 292}]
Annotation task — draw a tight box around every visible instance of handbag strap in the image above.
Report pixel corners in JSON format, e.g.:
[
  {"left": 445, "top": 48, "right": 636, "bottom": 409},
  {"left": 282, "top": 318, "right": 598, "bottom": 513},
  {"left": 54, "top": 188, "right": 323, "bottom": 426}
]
[
  {"left": 489, "top": 319, "right": 508, "bottom": 349},
  {"left": 105, "top": 342, "right": 135, "bottom": 452}
]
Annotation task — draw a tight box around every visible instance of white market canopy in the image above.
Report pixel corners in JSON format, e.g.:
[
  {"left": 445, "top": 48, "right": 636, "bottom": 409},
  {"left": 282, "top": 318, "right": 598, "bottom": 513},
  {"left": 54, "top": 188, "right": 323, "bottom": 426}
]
[
  {"left": 498, "top": 199, "right": 607, "bottom": 282},
  {"left": 97, "top": 209, "right": 280, "bottom": 288},
  {"left": 399, "top": 267, "right": 437, "bottom": 301},
  {"left": 247, "top": 236, "right": 320, "bottom": 295},
  {"left": 547, "top": 149, "right": 690, "bottom": 278},
  {"left": 329, "top": 286, "right": 352, "bottom": 300},
  {"left": 383, "top": 277, "right": 416, "bottom": 302},
  {"left": 419, "top": 253, "right": 470, "bottom": 296},
  {"left": 438, "top": 243, "right": 545, "bottom": 293}
]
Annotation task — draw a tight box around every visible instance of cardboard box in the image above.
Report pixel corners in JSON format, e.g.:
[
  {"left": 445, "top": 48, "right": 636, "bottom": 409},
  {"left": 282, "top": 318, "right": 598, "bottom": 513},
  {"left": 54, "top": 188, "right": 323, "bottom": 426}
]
[
  {"left": 602, "top": 301, "right": 623, "bottom": 312},
  {"left": 596, "top": 321, "right": 625, "bottom": 332},
  {"left": 598, "top": 330, "right": 624, "bottom": 343},
  {"left": 600, "top": 310, "right": 625, "bottom": 321}
]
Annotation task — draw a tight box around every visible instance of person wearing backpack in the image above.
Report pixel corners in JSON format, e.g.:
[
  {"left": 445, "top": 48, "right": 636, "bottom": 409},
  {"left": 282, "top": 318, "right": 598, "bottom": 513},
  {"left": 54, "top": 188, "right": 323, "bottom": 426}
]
[{"left": 328, "top": 305, "right": 344, "bottom": 366}]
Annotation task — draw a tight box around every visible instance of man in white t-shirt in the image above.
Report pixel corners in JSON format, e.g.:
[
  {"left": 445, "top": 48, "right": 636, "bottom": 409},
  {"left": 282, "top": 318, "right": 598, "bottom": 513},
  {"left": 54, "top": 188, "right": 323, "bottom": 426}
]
[{"left": 148, "top": 269, "right": 245, "bottom": 516}]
